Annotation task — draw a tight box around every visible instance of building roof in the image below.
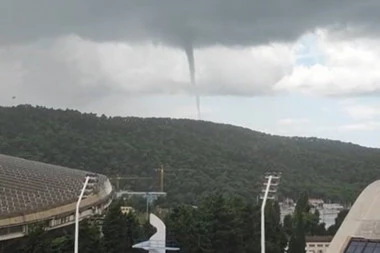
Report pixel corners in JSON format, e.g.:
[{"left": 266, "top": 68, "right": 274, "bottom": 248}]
[
  {"left": 327, "top": 180, "right": 380, "bottom": 253},
  {"left": 306, "top": 236, "right": 334, "bottom": 243},
  {"left": 0, "top": 154, "right": 107, "bottom": 219}
]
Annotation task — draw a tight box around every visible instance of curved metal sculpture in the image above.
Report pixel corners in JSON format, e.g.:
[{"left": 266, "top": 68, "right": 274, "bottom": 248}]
[{"left": 132, "top": 213, "right": 180, "bottom": 253}]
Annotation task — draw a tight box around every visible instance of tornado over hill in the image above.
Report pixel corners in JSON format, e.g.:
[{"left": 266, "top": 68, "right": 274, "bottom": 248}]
[{"left": 184, "top": 43, "right": 201, "bottom": 120}]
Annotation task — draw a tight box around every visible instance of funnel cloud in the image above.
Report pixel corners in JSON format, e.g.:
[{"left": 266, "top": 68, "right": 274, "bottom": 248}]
[
  {"left": 1, "top": 0, "right": 380, "bottom": 123},
  {"left": 184, "top": 43, "right": 201, "bottom": 120}
]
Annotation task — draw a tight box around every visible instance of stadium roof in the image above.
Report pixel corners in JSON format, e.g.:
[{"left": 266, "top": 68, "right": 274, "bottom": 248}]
[
  {"left": 327, "top": 180, "right": 380, "bottom": 253},
  {"left": 0, "top": 154, "right": 107, "bottom": 219}
]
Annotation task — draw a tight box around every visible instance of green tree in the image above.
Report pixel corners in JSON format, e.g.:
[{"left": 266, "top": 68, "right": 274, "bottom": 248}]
[
  {"left": 303, "top": 212, "right": 320, "bottom": 236},
  {"left": 283, "top": 214, "right": 293, "bottom": 238},
  {"left": 1, "top": 105, "right": 380, "bottom": 204},
  {"left": 200, "top": 193, "right": 245, "bottom": 253},
  {"left": 165, "top": 194, "right": 288, "bottom": 253},
  {"left": 308, "top": 209, "right": 327, "bottom": 236},
  {"left": 165, "top": 205, "right": 204, "bottom": 253},
  {"left": 240, "top": 202, "right": 260, "bottom": 253},
  {"left": 295, "top": 192, "right": 310, "bottom": 214},
  {"left": 103, "top": 200, "right": 143, "bottom": 253},
  {"left": 78, "top": 220, "right": 104, "bottom": 253},
  {"left": 287, "top": 211, "right": 306, "bottom": 253},
  {"left": 287, "top": 192, "right": 308, "bottom": 253},
  {"left": 327, "top": 209, "right": 349, "bottom": 235},
  {"left": 22, "top": 223, "right": 50, "bottom": 253},
  {"left": 50, "top": 235, "right": 72, "bottom": 253},
  {"left": 166, "top": 194, "right": 249, "bottom": 253},
  {"left": 125, "top": 212, "right": 143, "bottom": 251},
  {"left": 141, "top": 219, "right": 156, "bottom": 240},
  {"left": 265, "top": 201, "right": 287, "bottom": 253},
  {"left": 102, "top": 200, "right": 130, "bottom": 253}
]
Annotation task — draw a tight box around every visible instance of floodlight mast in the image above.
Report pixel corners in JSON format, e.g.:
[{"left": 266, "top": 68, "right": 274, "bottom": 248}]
[
  {"left": 260, "top": 172, "right": 281, "bottom": 253},
  {"left": 74, "top": 174, "right": 98, "bottom": 253},
  {"left": 261, "top": 175, "right": 272, "bottom": 253}
]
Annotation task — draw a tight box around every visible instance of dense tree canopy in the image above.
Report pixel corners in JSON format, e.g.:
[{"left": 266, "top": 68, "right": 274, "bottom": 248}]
[
  {"left": 1, "top": 200, "right": 144, "bottom": 253},
  {"left": 0, "top": 105, "right": 379, "bottom": 203},
  {"left": 165, "top": 193, "right": 287, "bottom": 253},
  {"left": 287, "top": 192, "right": 308, "bottom": 253},
  {"left": 2, "top": 192, "right": 337, "bottom": 253}
]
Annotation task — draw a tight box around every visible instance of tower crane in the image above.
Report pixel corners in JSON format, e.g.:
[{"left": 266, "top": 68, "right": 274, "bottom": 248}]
[
  {"left": 109, "top": 175, "right": 152, "bottom": 191},
  {"left": 154, "top": 165, "right": 193, "bottom": 192}
]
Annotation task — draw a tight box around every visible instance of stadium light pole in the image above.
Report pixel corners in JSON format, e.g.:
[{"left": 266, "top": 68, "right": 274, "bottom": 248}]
[
  {"left": 260, "top": 172, "right": 281, "bottom": 253},
  {"left": 261, "top": 175, "right": 272, "bottom": 253},
  {"left": 75, "top": 174, "right": 98, "bottom": 253}
]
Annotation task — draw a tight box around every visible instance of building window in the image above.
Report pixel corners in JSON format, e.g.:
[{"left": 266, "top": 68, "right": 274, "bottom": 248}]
[
  {"left": 344, "top": 238, "right": 380, "bottom": 253},
  {"left": 8, "top": 226, "right": 22, "bottom": 233},
  {"left": 0, "top": 225, "right": 23, "bottom": 235}
]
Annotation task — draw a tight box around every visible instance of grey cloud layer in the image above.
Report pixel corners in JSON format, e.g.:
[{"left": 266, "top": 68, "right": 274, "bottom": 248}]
[
  {"left": 1, "top": 0, "right": 380, "bottom": 112},
  {"left": 2, "top": 0, "right": 380, "bottom": 46}
]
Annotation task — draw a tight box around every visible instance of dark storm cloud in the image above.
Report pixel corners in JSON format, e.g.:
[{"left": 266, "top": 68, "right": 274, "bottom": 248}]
[
  {"left": 1, "top": 0, "right": 380, "bottom": 47},
  {"left": 0, "top": 40, "right": 121, "bottom": 108}
]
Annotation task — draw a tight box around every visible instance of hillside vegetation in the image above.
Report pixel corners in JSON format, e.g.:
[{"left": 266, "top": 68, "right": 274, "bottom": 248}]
[{"left": 1, "top": 105, "right": 379, "bottom": 204}]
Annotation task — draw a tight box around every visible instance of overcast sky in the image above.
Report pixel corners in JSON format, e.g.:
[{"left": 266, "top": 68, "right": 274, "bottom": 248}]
[{"left": 1, "top": 0, "right": 380, "bottom": 147}]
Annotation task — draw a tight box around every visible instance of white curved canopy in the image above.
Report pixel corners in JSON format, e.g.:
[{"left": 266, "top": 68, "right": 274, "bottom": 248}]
[
  {"left": 132, "top": 213, "right": 179, "bottom": 253},
  {"left": 327, "top": 180, "right": 380, "bottom": 253}
]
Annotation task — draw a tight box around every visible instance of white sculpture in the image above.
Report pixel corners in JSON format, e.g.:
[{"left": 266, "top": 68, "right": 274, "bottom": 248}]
[{"left": 132, "top": 213, "right": 180, "bottom": 253}]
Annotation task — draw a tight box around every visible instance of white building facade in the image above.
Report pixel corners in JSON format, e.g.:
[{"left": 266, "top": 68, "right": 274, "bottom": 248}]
[{"left": 306, "top": 236, "right": 333, "bottom": 253}]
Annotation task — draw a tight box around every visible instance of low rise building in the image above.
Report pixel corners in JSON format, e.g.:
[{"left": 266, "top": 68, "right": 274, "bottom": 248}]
[{"left": 306, "top": 235, "right": 333, "bottom": 253}]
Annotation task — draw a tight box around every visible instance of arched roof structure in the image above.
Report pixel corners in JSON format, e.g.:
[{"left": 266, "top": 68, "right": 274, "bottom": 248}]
[{"left": 327, "top": 180, "right": 380, "bottom": 253}]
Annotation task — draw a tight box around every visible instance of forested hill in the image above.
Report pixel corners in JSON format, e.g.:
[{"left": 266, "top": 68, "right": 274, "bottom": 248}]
[{"left": 1, "top": 105, "right": 380, "bottom": 204}]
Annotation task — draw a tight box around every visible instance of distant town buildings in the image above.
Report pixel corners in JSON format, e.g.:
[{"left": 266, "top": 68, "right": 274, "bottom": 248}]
[
  {"left": 279, "top": 198, "right": 347, "bottom": 229},
  {"left": 309, "top": 199, "right": 324, "bottom": 209}
]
